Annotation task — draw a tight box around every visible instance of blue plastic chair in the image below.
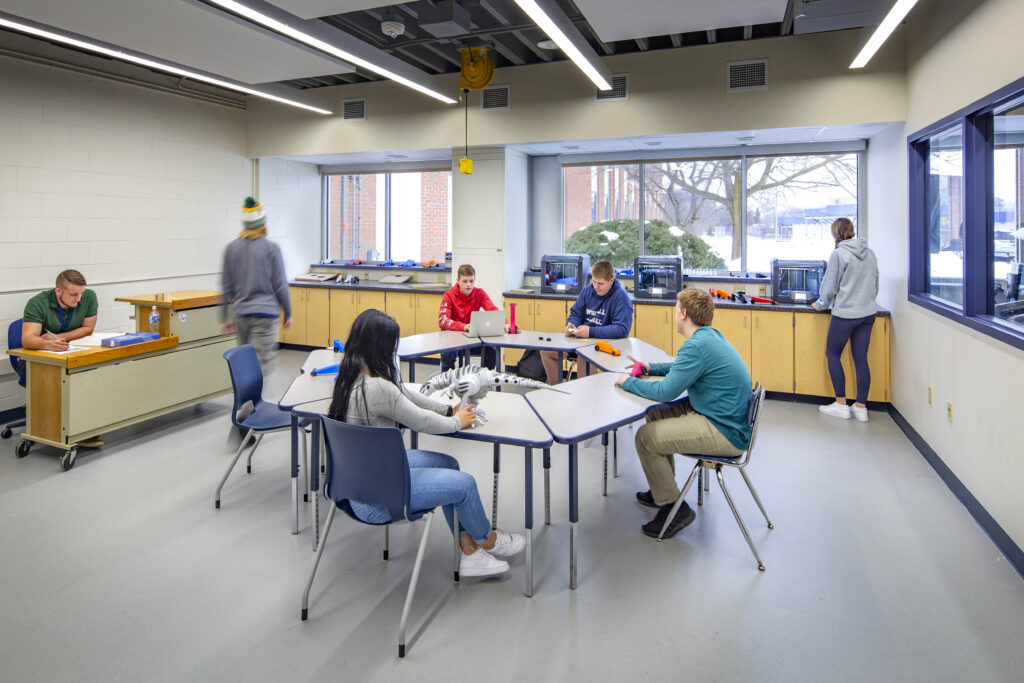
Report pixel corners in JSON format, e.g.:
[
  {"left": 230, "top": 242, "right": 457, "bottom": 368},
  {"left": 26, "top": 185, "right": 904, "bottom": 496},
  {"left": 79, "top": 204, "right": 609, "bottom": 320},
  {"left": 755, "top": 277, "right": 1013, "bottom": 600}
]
[
  {"left": 215, "top": 345, "right": 309, "bottom": 508},
  {"left": 301, "top": 417, "right": 460, "bottom": 659},
  {"left": 657, "top": 382, "right": 774, "bottom": 570},
  {"left": 2, "top": 320, "right": 26, "bottom": 441}
]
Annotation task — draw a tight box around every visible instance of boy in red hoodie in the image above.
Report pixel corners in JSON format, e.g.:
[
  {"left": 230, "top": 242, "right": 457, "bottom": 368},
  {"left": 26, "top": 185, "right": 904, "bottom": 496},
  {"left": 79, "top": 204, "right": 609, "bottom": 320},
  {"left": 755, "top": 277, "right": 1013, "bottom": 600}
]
[{"left": 438, "top": 264, "right": 509, "bottom": 371}]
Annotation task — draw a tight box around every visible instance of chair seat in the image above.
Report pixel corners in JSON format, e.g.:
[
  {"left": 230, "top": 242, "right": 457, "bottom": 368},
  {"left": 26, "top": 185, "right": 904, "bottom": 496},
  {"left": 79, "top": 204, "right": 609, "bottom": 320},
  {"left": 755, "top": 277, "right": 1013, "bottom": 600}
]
[
  {"left": 682, "top": 452, "right": 742, "bottom": 466},
  {"left": 241, "top": 402, "right": 307, "bottom": 431}
]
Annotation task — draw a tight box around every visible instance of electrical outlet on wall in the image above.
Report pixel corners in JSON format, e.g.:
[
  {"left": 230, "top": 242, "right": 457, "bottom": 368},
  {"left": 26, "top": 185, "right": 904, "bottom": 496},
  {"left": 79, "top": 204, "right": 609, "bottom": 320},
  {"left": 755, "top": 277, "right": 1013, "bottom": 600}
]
[
  {"left": 947, "top": 401, "right": 953, "bottom": 422},
  {"left": 928, "top": 386, "right": 933, "bottom": 405}
]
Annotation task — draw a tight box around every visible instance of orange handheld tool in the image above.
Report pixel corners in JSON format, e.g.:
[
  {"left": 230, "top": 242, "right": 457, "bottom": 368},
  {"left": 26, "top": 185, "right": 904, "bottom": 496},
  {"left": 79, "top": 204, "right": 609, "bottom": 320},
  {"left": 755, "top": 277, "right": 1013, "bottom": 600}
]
[
  {"left": 709, "top": 288, "right": 735, "bottom": 301},
  {"left": 421, "top": 259, "right": 436, "bottom": 267},
  {"left": 594, "top": 341, "right": 621, "bottom": 356}
]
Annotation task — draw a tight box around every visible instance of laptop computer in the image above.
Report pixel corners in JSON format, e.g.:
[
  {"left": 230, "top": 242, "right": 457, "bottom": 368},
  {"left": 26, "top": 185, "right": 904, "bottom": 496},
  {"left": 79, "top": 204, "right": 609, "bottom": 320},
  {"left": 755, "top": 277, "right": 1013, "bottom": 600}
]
[{"left": 465, "top": 310, "right": 505, "bottom": 338}]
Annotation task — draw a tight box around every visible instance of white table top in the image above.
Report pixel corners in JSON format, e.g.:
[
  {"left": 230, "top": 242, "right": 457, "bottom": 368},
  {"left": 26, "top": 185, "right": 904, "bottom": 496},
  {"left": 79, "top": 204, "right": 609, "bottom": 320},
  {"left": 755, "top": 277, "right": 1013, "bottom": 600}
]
[
  {"left": 397, "top": 331, "right": 482, "bottom": 358},
  {"left": 481, "top": 329, "right": 594, "bottom": 352},
  {"left": 301, "top": 348, "right": 343, "bottom": 374},
  {"left": 576, "top": 337, "right": 675, "bottom": 372},
  {"left": 279, "top": 373, "right": 337, "bottom": 409},
  {"left": 524, "top": 371, "right": 684, "bottom": 444}
]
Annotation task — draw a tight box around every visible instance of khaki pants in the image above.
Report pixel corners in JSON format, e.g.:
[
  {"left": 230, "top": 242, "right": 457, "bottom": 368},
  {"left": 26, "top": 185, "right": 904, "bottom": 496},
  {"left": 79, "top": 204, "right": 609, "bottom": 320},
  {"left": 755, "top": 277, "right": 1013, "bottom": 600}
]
[
  {"left": 235, "top": 316, "right": 281, "bottom": 374},
  {"left": 635, "top": 401, "right": 743, "bottom": 506}
]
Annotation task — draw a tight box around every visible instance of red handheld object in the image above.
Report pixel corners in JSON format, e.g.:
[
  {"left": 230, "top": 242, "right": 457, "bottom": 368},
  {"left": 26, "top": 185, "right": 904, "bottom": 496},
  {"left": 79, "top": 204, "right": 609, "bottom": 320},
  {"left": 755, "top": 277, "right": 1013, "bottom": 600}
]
[
  {"left": 750, "top": 296, "right": 776, "bottom": 305},
  {"left": 509, "top": 302, "right": 518, "bottom": 334},
  {"left": 630, "top": 361, "right": 645, "bottom": 377}
]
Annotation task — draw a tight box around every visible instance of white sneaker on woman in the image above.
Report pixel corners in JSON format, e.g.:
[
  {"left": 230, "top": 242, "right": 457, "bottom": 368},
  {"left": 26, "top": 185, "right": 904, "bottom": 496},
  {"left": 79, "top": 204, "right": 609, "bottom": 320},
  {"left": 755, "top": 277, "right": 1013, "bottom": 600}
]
[
  {"left": 818, "top": 402, "right": 851, "bottom": 419},
  {"left": 486, "top": 530, "right": 526, "bottom": 559},
  {"left": 851, "top": 404, "right": 869, "bottom": 422},
  {"left": 459, "top": 548, "right": 509, "bottom": 577}
]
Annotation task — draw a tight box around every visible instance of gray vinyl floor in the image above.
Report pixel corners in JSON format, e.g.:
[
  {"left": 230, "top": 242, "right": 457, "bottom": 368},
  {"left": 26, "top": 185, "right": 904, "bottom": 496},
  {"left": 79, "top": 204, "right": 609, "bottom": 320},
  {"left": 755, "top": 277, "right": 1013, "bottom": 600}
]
[{"left": 2, "top": 349, "right": 1023, "bottom": 682}]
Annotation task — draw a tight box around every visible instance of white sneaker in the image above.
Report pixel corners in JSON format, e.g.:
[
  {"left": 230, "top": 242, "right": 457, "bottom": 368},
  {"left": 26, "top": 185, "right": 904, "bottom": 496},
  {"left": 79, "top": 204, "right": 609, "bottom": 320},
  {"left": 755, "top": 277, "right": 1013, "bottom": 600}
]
[
  {"left": 459, "top": 548, "right": 509, "bottom": 578},
  {"left": 486, "top": 530, "right": 526, "bottom": 559},
  {"left": 851, "top": 405, "right": 869, "bottom": 422},
  {"left": 818, "top": 402, "right": 851, "bottom": 419}
]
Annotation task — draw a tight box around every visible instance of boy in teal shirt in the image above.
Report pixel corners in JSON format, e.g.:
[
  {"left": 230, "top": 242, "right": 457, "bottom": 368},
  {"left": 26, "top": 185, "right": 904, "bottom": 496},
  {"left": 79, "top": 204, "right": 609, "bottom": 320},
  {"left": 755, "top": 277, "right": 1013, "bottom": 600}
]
[{"left": 616, "top": 288, "right": 752, "bottom": 539}]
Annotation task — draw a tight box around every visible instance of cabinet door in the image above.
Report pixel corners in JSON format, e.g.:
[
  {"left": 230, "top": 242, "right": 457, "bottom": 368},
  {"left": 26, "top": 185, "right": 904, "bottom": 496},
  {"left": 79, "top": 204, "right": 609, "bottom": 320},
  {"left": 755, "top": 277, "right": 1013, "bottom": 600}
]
[
  {"left": 751, "top": 311, "right": 794, "bottom": 393},
  {"left": 705, "top": 308, "right": 751, "bottom": 373},
  {"left": 281, "top": 287, "right": 306, "bottom": 345},
  {"left": 414, "top": 293, "right": 444, "bottom": 334},
  {"left": 329, "top": 290, "right": 358, "bottom": 346},
  {"left": 635, "top": 304, "right": 674, "bottom": 355},
  {"left": 386, "top": 292, "right": 417, "bottom": 337},
  {"left": 305, "top": 288, "right": 331, "bottom": 348},
  {"left": 503, "top": 297, "right": 534, "bottom": 366},
  {"left": 358, "top": 291, "right": 386, "bottom": 314},
  {"left": 793, "top": 312, "right": 834, "bottom": 397},
  {"left": 840, "top": 315, "right": 889, "bottom": 402},
  {"left": 534, "top": 299, "right": 567, "bottom": 333}
]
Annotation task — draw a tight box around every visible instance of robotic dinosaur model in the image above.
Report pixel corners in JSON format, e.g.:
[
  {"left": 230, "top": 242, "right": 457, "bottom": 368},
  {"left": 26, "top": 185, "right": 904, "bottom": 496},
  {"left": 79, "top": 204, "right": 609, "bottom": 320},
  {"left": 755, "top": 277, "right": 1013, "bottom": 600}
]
[{"left": 418, "top": 364, "right": 566, "bottom": 424}]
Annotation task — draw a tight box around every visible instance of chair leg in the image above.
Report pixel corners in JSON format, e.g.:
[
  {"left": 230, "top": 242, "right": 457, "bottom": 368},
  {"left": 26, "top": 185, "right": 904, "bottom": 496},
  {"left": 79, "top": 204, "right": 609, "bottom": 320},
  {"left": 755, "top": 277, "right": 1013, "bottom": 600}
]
[
  {"left": 300, "top": 429, "right": 309, "bottom": 503},
  {"left": 245, "top": 433, "right": 265, "bottom": 474},
  {"left": 383, "top": 526, "right": 389, "bottom": 561},
  {"left": 739, "top": 468, "right": 773, "bottom": 529},
  {"left": 601, "top": 432, "right": 608, "bottom": 496},
  {"left": 301, "top": 504, "right": 336, "bottom": 621},
  {"left": 658, "top": 461, "right": 701, "bottom": 541},
  {"left": 716, "top": 467, "right": 765, "bottom": 571},
  {"left": 398, "top": 511, "right": 434, "bottom": 659},
  {"left": 543, "top": 448, "right": 551, "bottom": 526},
  {"left": 216, "top": 428, "right": 254, "bottom": 508},
  {"left": 453, "top": 509, "right": 460, "bottom": 583}
]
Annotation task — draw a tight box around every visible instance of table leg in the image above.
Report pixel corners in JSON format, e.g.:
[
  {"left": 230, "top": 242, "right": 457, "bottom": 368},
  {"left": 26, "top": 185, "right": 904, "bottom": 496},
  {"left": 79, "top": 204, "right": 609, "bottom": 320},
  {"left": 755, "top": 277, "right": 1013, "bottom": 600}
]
[
  {"left": 557, "top": 351, "right": 564, "bottom": 382},
  {"left": 601, "top": 432, "right": 609, "bottom": 496},
  {"left": 569, "top": 442, "right": 578, "bottom": 590},
  {"left": 543, "top": 447, "right": 551, "bottom": 526},
  {"left": 291, "top": 413, "right": 299, "bottom": 535},
  {"left": 311, "top": 420, "right": 321, "bottom": 552},
  {"left": 408, "top": 360, "right": 415, "bottom": 383},
  {"left": 524, "top": 446, "right": 533, "bottom": 598},
  {"left": 491, "top": 443, "right": 500, "bottom": 530},
  {"left": 613, "top": 429, "right": 618, "bottom": 477},
  {"left": 409, "top": 357, "right": 418, "bottom": 449}
]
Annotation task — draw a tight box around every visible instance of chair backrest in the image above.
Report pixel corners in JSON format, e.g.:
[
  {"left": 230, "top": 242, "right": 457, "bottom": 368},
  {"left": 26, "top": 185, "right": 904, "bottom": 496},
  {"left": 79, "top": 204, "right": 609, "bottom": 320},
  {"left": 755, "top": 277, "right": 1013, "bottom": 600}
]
[
  {"left": 744, "top": 382, "right": 766, "bottom": 459},
  {"left": 7, "top": 319, "right": 25, "bottom": 387},
  {"left": 320, "top": 416, "right": 412, "bottom": 523},
  {"left": 223, "top": 345, "right": 264, "bottom": 429}
]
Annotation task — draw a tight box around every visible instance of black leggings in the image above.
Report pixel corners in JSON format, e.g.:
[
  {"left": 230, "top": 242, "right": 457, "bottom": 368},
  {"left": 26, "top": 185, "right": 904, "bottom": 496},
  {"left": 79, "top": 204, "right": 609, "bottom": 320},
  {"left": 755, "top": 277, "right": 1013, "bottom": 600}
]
[{"left": 825, "top": 314, "right": 875, "bottom": 404}]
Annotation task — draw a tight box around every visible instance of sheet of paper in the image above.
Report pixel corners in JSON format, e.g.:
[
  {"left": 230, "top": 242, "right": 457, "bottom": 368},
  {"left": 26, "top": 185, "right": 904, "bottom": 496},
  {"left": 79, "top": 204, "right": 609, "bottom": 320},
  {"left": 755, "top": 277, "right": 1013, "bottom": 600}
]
[
  {"left": 76, "top": 333, "right": 124, "bottom": 346},
  {"left": 37, "top": 346, "right": 89, "bottom": 354}
]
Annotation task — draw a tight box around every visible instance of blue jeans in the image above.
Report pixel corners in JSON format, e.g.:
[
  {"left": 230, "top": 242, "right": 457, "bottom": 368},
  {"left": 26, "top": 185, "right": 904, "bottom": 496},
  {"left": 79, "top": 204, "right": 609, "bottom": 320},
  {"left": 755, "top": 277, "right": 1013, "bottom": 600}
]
[
  {"left": 441, "top": 347, "right": 497, "bottom": 372},
  {"left": 350, "top": 450, "right": 492, "bottom": 542}
]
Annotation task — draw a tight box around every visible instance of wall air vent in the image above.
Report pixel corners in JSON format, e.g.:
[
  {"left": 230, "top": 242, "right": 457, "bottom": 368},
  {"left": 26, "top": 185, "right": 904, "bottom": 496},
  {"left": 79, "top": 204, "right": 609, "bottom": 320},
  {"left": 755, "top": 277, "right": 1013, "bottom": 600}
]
[
  {"left": 481, "top": 85, "right": 509, "bottom": 110},
  {"left": 342, "top": 98, "right": 366, "bottom": 120},
  {"left": 595, "top": 73, "right": 629, "bottom": 102},
  {"left": 727, "top": 60, "right": 767, "bottom": 91}
]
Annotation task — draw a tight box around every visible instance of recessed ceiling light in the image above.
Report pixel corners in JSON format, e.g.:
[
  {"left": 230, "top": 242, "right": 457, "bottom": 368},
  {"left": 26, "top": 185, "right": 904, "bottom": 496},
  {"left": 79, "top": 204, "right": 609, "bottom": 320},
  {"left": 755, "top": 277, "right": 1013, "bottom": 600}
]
[
  {"left": 514, "top": 0, "right": 611, "bottom": 90},
  {"left": 537, "top": 39, "right": 558, "bottom": 50},
  {"left": 850, "top": 0, "right": 920, "bottom": 69}
]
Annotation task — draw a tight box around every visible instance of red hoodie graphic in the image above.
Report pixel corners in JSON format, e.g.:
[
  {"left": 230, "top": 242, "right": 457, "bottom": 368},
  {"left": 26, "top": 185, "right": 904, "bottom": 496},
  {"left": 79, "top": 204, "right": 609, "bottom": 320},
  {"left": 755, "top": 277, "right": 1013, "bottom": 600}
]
[{"left": 438, "top": 284, "right": 499, "bottom": 331}]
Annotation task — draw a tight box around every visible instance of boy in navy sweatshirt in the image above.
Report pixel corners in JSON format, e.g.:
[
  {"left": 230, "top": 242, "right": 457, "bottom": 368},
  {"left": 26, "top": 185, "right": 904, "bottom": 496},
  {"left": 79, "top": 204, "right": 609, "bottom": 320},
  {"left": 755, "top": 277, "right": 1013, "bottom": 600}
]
[{"left": 541, "top": 259, "right": 633, "bottom": 384}]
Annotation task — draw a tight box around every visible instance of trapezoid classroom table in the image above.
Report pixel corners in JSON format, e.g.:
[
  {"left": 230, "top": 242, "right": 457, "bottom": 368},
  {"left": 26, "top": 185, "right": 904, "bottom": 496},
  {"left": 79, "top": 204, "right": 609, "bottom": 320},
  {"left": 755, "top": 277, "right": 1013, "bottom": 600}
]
[
  {"left": 8, "top": 334, "right": 234, "bottom": 471},
  {"left": 524, "top": 371, "right": 686, "bottom": 590},
  {"left": 292, "top": 390, "right": 554, "bottom": 597},
  {"left": 475, "top": 330, "right": 594, "bottom": 378}
]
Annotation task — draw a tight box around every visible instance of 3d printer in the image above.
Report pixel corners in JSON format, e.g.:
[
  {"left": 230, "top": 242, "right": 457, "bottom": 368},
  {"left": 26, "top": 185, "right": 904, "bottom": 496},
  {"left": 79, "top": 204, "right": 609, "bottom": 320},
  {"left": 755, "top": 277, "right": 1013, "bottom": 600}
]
[
  {"left": 633, "top": 256, "right": 683, "bottom": 299},
  {"left": 770, "top": 259, "right": 826, "bottom": 304},
  {"left": 541, "top": 254, "right": 591, "bottom": 294}
]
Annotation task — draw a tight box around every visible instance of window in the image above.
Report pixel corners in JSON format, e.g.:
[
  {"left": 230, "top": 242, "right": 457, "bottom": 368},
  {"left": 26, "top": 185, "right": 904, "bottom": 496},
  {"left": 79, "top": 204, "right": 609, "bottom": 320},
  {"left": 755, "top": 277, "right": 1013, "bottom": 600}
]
[
  {"left": 562, "top": 153, "right": 860, "bottom": 274},
  {"left": 324, "top": 170, "right": 451, "bottom": 263},
  {"left": 745, "top": 153, "right": 859, "bottom": 273},
  {"left": 909, "top": 76, "right": 1024, "bottom": 349}
]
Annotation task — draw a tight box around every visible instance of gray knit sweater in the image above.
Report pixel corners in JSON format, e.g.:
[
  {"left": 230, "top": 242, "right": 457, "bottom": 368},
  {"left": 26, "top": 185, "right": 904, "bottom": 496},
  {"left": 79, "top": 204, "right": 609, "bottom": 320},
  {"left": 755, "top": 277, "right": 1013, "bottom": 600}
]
[
  {"left": 813, "top": 238, "right": 879, "bottom": 319},
  {"left": 221, "top": 236, "right": 291, "bottom": 320},
  {"left": 343, "top": 375, "right": 461, "bottom": 434}
]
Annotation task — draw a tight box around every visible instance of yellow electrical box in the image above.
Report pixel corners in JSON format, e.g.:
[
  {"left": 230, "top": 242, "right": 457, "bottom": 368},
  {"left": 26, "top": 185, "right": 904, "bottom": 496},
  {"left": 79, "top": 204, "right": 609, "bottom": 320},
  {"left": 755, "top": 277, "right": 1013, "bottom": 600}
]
[{"left": 458, "top": 157, "right": 473, "bottom": 174}]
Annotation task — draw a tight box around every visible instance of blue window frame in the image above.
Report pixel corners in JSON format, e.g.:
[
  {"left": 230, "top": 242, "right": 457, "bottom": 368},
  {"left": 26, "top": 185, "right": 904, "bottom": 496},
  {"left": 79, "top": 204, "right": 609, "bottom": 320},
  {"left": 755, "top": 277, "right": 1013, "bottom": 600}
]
[{"left": 908, "top": 74, "right": 1024, "bottom": 351}]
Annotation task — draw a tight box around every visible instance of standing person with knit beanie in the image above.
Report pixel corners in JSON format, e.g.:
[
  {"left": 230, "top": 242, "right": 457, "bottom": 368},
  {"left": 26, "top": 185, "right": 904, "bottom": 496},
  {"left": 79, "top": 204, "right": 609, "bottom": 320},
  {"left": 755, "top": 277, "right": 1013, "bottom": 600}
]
[
  {"left": 812, "top": 217, "right": 880, "bottom": 422},
  {"left": 221, "top": 197, "right": 291, "bottom": 375}
]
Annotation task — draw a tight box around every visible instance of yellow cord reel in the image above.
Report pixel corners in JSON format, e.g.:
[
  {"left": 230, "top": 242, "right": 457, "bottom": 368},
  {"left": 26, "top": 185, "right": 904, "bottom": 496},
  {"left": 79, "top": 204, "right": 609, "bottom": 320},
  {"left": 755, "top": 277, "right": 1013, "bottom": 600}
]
[{"left": 459, "top": 47, "right": 494, "bottom": 90}]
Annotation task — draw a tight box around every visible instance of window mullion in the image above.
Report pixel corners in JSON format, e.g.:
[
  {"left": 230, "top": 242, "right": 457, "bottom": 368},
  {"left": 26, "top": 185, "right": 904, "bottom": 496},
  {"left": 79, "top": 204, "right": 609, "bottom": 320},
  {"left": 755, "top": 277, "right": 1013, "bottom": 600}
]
[{"left": 963, "top": 113, "right": 994, "bottom": 316}]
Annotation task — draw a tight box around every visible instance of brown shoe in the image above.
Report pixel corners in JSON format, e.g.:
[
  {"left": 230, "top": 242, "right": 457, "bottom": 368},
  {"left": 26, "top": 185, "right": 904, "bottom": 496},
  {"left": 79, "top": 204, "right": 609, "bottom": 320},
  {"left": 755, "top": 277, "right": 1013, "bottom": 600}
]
[{"left": 78, "top": 436, "right": 104, "bottom": 448}]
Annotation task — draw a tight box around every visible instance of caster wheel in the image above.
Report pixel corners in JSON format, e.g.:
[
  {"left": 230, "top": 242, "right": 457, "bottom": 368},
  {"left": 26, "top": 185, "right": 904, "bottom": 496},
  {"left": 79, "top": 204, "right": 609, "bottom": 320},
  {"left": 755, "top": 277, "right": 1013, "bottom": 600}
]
[
  {"left": 1, "top": 428, "right": 11, "bottom": 439},
  {"left": 15, "top": 440, "right": 32, "bottom": 458},
  {"left": 60, "top": 448, "right": 77, "bottom": 471}
]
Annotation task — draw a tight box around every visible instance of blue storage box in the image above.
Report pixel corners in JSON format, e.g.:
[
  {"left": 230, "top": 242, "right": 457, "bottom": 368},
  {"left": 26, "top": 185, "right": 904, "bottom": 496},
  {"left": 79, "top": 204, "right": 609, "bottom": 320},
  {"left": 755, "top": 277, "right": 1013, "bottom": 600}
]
[{"left": 101, "top": 332, "right": 161, "bottom": 347}]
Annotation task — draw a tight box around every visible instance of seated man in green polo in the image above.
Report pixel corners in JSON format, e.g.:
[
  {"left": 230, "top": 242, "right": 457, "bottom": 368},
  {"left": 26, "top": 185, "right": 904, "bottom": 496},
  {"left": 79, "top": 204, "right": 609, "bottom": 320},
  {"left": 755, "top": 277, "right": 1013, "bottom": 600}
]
[{"left": 22, "top": 269, "right": 98, "bottom": 351}]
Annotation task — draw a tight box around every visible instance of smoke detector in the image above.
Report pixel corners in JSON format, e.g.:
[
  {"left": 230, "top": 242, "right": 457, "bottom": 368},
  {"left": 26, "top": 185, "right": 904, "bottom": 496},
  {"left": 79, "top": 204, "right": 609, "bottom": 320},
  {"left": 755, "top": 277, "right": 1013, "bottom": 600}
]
[{"left": 381, "top": 13, "right": 405, "bottom": 38}]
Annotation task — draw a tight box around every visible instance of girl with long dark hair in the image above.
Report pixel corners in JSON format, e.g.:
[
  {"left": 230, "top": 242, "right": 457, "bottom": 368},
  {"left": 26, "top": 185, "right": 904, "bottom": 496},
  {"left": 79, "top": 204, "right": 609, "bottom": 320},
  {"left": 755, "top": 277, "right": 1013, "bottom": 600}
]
[{"left": 328, "top": 309, "right": 524, "bottom": 577}]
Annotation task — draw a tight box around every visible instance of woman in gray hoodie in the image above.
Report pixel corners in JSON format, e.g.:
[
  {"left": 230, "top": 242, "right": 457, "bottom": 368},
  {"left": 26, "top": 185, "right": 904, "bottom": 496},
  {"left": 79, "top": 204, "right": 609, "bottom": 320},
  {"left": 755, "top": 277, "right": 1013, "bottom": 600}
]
[{"left": 812, "top": 217, "right": 879, "bottom": 422}]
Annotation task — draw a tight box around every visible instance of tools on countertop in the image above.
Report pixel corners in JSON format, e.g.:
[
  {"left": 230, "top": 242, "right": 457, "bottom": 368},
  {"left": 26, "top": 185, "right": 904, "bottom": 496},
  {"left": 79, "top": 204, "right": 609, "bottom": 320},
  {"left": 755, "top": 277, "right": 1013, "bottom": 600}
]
[{"left": 709, "top": 287, "right": 776, "bottom": 305}]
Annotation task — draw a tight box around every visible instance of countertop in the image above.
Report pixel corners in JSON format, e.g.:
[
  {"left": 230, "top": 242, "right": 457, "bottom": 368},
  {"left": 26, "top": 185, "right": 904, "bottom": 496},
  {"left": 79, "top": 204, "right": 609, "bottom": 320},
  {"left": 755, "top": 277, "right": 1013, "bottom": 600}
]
[{"left": 289, "top": 280, "right": 449, "bottom": 294}]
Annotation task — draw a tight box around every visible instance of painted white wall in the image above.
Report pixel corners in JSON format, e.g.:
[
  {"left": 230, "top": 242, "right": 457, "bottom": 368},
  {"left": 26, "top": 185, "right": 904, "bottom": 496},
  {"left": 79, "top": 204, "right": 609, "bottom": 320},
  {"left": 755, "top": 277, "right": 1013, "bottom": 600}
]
[
  {"left": 872, "top": 0, "right": 1024, "bottom": 549},
  {"left": 451, "top": 148, "right": 506, "bottom": 304},
  {"left": 256, "top": 157, "right": 321, "bottom": 277},
  {"left": 529, "top": 155, "right": 563, "bottom": 268}
]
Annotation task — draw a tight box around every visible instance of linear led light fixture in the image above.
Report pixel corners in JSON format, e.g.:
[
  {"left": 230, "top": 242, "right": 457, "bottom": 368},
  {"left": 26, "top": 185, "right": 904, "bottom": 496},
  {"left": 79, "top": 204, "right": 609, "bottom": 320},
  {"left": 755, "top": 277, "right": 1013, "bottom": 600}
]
[
  {"left": 204, "top": 0, "right": 457, "bottom": 104},
  {"left": 0, "top": 13, "right": 331, "bottom": 115},
  {"left": 514, "top": 0, "right": 612, "bottom": 90},
  {"left": 849, "top": 0, "right": 920, "bottom": 68}
]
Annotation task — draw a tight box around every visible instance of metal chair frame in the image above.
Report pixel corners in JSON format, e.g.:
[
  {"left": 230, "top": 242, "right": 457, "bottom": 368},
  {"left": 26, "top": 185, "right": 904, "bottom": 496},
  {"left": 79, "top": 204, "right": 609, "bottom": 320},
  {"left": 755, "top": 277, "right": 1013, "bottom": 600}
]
[
  {"left": 657, "top": 382, "right": 774, "bottom": 571},
  {"left": 2, "top": 320, "right": 26, "bottom": 440}
]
